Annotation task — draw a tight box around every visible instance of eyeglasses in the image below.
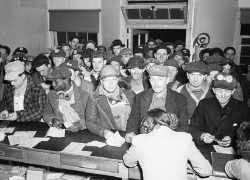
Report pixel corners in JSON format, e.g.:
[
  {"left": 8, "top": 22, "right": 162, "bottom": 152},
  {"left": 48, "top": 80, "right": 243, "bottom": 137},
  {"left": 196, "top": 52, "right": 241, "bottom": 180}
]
[
  {"left": 217, "top": 74, "right": 233, "bottom": 82},
  {"left": 57, "top": 91, "right": 73, "bottom": 101}
]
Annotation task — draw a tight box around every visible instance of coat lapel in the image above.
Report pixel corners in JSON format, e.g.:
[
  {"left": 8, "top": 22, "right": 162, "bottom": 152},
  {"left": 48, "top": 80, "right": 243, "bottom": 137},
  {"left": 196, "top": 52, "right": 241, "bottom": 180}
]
[
  {"left": 206, "top": 101, "right": 222, "bottom": 128},
  {"left": 165, "top": 89, "right": 175, "bottom": 113},
  {"left": 141, "top": 89, "right": 153, "bottom": 118}
]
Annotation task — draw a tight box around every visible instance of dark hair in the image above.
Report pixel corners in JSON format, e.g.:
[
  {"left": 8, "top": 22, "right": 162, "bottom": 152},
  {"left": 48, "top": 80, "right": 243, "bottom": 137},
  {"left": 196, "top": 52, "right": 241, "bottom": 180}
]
[
  {"left": 140, "top": 108, "right": 179, "bottom": 134},
  {"left": 236, "top": 121, "right": 250, "bottom": 162},
  {"left": 224, "top": 47, "right": 236, "bottom": 55}
]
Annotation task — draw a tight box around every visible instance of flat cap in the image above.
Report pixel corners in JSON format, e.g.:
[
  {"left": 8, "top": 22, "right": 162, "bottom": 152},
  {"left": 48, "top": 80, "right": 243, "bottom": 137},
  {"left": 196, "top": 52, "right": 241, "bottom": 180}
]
[
  {"left": 32, "top": 54, "right": 50, "bottom": 69},
  {"left": 145, "top": 58, "right": 160, "bottom": 65},
  {"left": 4, "top": 61, "right": 25, "bottom": 81},
  {"left": 164, "top": 59, "right": 179, "bottom": 69},
  {"left": 213, "top": 73, "right": 236, "bottom": 90},
  {"left": 51, "top": 49, "right": 66, "bottom": 58},
  {"left": 59, "top": 60, "right": 82, "bottom": 72},
  {"left": 184, "top": 61, "right": 208, "bottom": 74},
  {"left": 206, "top": 54, "right": 227, "bottom": 66},
  {"left": 148, "top": 65, "right": 168, "bottom": 77},
  {"left": 153, "top": 45, "right": 171, "bottom": 54},
  {"left": 126, "top": 55, "right": 145, "bottom": 69},
  {"left": 91, "top": 50, "right": 107, "bottom": 60},
  {"left": 207, "top": 63, "right": 223, "bottom": 73},
  {"left": 118, "top": 48, "right": 133, "bottom": 56},
  {"left": 47, "top": 67, "right": 72, "bottom": 81}
]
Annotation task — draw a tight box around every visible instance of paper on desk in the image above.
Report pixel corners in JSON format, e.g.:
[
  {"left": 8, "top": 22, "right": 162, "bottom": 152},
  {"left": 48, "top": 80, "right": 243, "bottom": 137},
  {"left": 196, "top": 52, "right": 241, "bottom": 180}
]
[
  {"left": 213, "top": 145, "right": 236, "bottom": 154},
  {"left": 0, "top": 127, "right": 15, "bottom": 133},
  {"left": 14, "top": 131, "right": 36, "bottom": 138},
  {"left": 46, "top": 171, "right": 64, "bottom": 180},
  {"left": 61, "top": 173, "right": 84, "bottom": 180},
  {"left": 9, "top": 176, "right": 25, "bottom": 180},
  {"left": 86, "top": 141, "right": 106, "bottom": 148},
  {"left": 8, "top": 133, "right": 30, "bottom": 146},
  {"left": 46, "top": 127, "right": 65, "bottom": 138},
  {"left": 61, "top": 142, "right": 86, "bottom": 154},
  {"left": 78, "top": 151, "right": 92, "bottom": 156},
  {"left": 106, "top": 131, "right": 125, "bottom": 147},
  {"left": 18, "top": 138, "right": 50, "bottom": 148}
]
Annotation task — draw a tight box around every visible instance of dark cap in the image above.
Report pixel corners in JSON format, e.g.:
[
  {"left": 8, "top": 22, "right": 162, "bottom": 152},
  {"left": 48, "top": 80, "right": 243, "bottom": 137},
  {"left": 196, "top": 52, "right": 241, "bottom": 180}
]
[
  {"left": 213, "top": 73, "right": 236, "bottom": 90},
  {"left": 206, "top": 54, "right": 227, "bottom": 66},
  {"left": 174, "top": 39, "right": 185, "bottom": 46},
  {"left": 32, "top": 54, "right": 50, "bottom": 69},
  {"left": 118, "top": 48, "right": 133, "bottom": 56},
  {"left": 164, "top": 59, "right": 179, "bottom": 69},
  {"left": 69, "top": 36, "right": 79, "bottom": 42},
  {"left": 209, "top": 47, "right": 224, "bottom": 57},
  {"left": 0, "top": 44, "right": 11, "bottom": 56},
  {"left": 126, "top": 55, "right": 145, "bottom": 69},
  {"left": 199, "top": 48, "right": 211, "bottom": 60},
  {"left": 207, "top": 63, "right": 223, "bottom": 73},
  {"left": 134, "top": 48, "right": 146, "bottom": 58},
  {"left": 181, "top": 48, "right": 190, "bottom": 57},
  {"left": 59, "top": 60, "right": 82, "bottom": 72},
  {"left": 86, "top": 40, "right": 97, "bottom": 48},
  {"left": 82, "top": 48, "right": 94, "bottom": 58},
  {"left": 91, "top": 50, "right": 107, "bottom": 60},
  {"left": 47, "top": 67, "right": 72, "bottom": 81},
  {"left": 109, "top": 39, "right": 125, "bottom": 49},
  {"left": 163, "top": 42, "right": 175, "bottom": 47},
  {"left": 109, "top": 55, "right": 123, "bottom": 66},
  {"left": 154, "top": 45, "right": 171, "bottom": 54},
  {"left": 51, "top": 49, "right": 66, "bottom": 58},
  {"left": 224, "top": 47, "right": 236, "bottom": 54},
  {"left": 184, "top": 61, "right": 208, "bottom": 74},
  {"left": 13, "top": 47, "right": 28, "bottom": 55},
  {"left": 148, "top": 65, "right": 168, "bottom": 77}
]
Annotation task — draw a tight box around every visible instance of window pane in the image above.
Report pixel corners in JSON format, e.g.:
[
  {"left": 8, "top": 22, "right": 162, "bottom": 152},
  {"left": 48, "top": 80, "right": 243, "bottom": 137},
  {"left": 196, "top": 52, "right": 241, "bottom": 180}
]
[
  {"left": 140, "top": 9, "right": 154, "bottom": 19},
  {"left": 170, "top": 8, "right": 184, "bottom": 19},
  {"left": 57, "top": 32, "right": 66, "bottom": 46},
  {"left": 78, "top": 33, "right": 87, "bottom": 46},
  {"left": 240, "top": 64, "right": 248, "bottom": 74},
  {"left": 240, "top": 56, "right": 250, "bottom": 64},
  {"left": 241, "top": 24, "right": 250, "bottom": 35},
  {"left": 67, "top": 32, "right": 76, "bottom": 42},
  {"left": 88, "top": 33, "right": 98, "bottom": 44},
  {"left": 155, "top": 9, "right": 169, "bottom": 19},
  {"left": 241, "top": 46, "right": 250, "bottom": 56},
  {"left": 127, "top": 9, "right": 140, "bottom": 19},
  {"left": 241, "top": 38, "right": 250, "bottom": 45}
]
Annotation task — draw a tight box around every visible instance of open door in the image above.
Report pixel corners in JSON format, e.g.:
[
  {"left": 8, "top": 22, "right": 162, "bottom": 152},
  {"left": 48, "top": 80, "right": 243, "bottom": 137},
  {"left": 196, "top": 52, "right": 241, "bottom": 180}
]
[{"left": 127, "top": 29, "right": 149, "bottom": 51}]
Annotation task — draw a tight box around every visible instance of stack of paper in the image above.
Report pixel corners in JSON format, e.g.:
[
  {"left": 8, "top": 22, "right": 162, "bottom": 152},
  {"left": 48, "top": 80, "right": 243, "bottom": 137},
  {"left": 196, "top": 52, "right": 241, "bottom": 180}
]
[
  {"left": 46, "top": 127, "right": 65, "bottom": 138},
  {"left": 8, "top": 131, "right": 49, "bottom": 148},
  {"left": 213, "top": 145, "right": 236, "bottom": 154},
  {"left": 62, "top": 142, "right": 92, "bottom": 156},
  {"left": 86, "top": 141, "right": 106, "bottom": 148},
  {"left": 106, "top": 131, "right": 125, "bottom": 147}
]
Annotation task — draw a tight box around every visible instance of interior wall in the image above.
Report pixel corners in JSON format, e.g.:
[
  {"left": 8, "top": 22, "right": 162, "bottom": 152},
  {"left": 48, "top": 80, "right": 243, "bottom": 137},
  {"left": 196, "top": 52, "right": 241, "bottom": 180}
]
[
  {"left": 48, "top": 0, "right": 101, "bottom": 9},
  {"left": 0, "top": 0, "right": 48, "bottom": 56},
  {"left": 239, "top": 0, "right": 250, "bottom": 7}
]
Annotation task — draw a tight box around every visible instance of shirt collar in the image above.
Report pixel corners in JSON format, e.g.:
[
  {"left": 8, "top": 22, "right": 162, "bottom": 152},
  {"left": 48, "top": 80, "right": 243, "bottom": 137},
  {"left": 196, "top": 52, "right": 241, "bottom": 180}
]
[{"left": 152, "top": 87, "right": 167, "bottom": 102}]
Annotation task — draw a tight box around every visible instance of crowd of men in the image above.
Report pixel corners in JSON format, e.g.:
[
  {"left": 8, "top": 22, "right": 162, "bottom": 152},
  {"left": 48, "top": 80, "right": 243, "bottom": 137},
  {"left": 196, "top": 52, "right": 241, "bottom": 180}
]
[{"left": 0, "top": 36, "right": 250, "bottom": 179}]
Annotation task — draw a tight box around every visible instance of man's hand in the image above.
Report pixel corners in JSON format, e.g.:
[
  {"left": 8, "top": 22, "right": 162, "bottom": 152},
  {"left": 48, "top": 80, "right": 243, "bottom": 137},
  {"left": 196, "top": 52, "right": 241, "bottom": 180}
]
[
  {"left": 217, "top": 136, "right": 231, "bottom": 147},
  {"left": 67, "top": 121, "right": 82, "bottom": 132},
  {"left": 51, "top": 118, "right": 63, "bottom": 129},
  {"left": 125, "top": 132, "right": 136, "bottom": 143},
  {"left": 0, "top": 110, "right": 9, "bottom": 120},
  {"left": 5, "top": 112, "right": 17, "bottom": 121},
  {"left": 201, "top": 133, "right": 215, "bottom": 144},
  {"left": 104, "top": 130, "right": 115, "bottom": 140}
]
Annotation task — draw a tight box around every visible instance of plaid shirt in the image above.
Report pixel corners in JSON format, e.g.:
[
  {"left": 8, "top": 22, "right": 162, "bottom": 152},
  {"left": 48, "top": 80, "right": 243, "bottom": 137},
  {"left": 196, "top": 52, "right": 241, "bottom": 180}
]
[{"left": 0, "top": 75, "right": 46, "bottom": 122}]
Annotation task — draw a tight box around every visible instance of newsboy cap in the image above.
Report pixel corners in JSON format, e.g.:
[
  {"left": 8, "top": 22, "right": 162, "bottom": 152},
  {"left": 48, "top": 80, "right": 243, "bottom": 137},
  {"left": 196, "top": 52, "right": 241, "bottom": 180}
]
[
  {"left": 164, "top": 59, "right": 179, "bottom": 69},
  {"left": 59, "top": 60, "right": 82, "bottom": 72},
  {"left": 148, "top": 65, "right": 168, "bottom": 77},
  {"left": 46, "top": 67, "right": 72, "bottom": 81},
  {"left": 213, "top": 73, "right": 236, "bottom": 90},
  {"left": 184, "top": 61, "right": 208, "bottom": 74},
  {"left": 126, "top": 56, "right": 145, "bottom": 69}
]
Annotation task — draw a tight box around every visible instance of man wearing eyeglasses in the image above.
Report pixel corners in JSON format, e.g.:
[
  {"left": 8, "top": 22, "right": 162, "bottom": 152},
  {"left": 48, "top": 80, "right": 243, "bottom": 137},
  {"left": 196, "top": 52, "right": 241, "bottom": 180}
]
[
  {"left": 0, "top": 61, "right": 46, "bottom": 121},
  {"left": 190, "top": 73, "right": 250, "bottom": 149},
  {"left": 176, "top": 62, "right": 213, "bottom": 120},
  {"left": 44, "top": 67, "right": 92, "bottom": 132},
  {"left": 86, "top": 65, "right": 135, "bottom": 139}
]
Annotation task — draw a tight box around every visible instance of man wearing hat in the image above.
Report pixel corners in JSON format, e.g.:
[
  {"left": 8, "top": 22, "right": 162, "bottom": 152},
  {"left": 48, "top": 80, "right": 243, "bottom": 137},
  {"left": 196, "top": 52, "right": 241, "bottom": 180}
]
[
  {"left": 60, "top": 43, "right": 72, "bottom": 59},
  {"left": 72, "top": 49, "right": 83, "bottom": 61},
  {"left": 171, "top": 51, "right": 188, "bottom": 84},
  {"left": 109, "top": 55, "right": 126, "bottom": 80},
  {"left": 174, "top": 39, "right": 185, "bottom": 52},
  {"left": 88, "top": 50, "right": 107, "bottom": 91},
  {"left": 190, "top": 73, "right": 250, "bottom": 152},
  {"left": 154, "top": 45, "right": 171, "bottom": 65},
  {"left": 118, "top": 48, "right": 133, "bottom": 77},
  {"left": 13, "top": 47, "right": 28, "bottom": 56},
  {"left": 146, "top": 38, "right": 156, "bottom": 49},
  {"left": 145, "top": 58, "right": 160, "bottom": 72},
  {"left": 0, "top": 61, "right": 46, "bottom": 121},
  {"left": 124, "top": 56, "right": 150, "bottom": 94},
  {"left": 134, "top": 48, "right": 146, "bottom": 59},
  {"left": 86, "top": 65, "right": 135, "bottom": 138},
  {"left": 42, "top": 48, "right": 53, "bottom": 58},
  {"left": 32, "top": 54, "right": 54, "bottom": 94},
  {"left": 44, "top": 67, "right": 92, "bottom": 132},
  {"left": 176, "top": 62, "right": 213, "bottom": 119},
  {"left": 206, "top": 63, "right": 223, "bottom": 86},
  {"left": 110, "top": 39, "right": 125, "bottom": 56},
  {"left": 69, "top": 36, "right": 79, "bottom": 50},
  {"left": 51, "top": 49, "right": 67, "bottom": 67},
  {"left": 164, "top": 59, "right": 182, "bottom": 91},
  {"left": 0, "top": 44, "right": 11, "bottom": 101},
  {"left": 199, "top": 48, "right": 211, "bottom": 62},
  {"left": 59, "top": 60, "right": 93, "bottom": 94},
  {"left": 125, "top": 65, "right": 189, "bottom": 143},
  {"left": 85, "top": 40, "right": 97, "bottom": 51},
  {"left": 163, "top": 42, "right": 175, "bottom": 54}
]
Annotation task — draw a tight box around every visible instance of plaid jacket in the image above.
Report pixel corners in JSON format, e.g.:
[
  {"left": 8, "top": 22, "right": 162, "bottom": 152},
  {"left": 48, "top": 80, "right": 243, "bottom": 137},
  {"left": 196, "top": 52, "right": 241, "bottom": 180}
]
[{"left": 0, "top": 75, "right": 46, "bottom": 122}]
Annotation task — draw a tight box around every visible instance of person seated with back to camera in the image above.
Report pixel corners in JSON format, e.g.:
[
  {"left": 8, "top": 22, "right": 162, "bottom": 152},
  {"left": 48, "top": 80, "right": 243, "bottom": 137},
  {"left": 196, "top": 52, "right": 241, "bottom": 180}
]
[
  {"left": 225, "top": 121, "right": 250, "bottom": 180},
  {"left": 123, "top": 108, "right": 212, "bottom": 180}
]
